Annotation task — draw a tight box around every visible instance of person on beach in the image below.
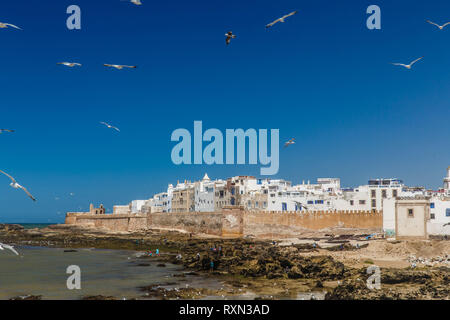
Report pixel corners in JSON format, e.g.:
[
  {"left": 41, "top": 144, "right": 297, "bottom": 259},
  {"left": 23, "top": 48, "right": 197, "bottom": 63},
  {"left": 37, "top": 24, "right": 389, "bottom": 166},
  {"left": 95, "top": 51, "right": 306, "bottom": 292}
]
[
  {"left": 156, "top": 248, "right": 160, "bottom": 256},
  {"left": 210, "top": 261, "right": 214, "bottom": 271}
]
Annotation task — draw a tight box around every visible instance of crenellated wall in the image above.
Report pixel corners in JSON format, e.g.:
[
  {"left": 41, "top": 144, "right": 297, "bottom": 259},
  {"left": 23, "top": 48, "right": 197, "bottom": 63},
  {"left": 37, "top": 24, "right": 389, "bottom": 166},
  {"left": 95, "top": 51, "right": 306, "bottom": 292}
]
[
  {"left": 244, "top": 210, "right": 382, "bottom": 238},
  {"left": 65, "top": 208, "right": 382, "bottom": 237}
]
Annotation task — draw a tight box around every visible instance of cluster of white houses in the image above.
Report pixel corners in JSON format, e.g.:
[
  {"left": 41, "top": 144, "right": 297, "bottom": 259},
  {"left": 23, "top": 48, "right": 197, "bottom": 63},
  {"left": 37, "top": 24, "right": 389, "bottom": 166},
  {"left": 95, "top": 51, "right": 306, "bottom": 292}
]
[{"left": 113, "top": 167, "right": 450, "bottom": 237}]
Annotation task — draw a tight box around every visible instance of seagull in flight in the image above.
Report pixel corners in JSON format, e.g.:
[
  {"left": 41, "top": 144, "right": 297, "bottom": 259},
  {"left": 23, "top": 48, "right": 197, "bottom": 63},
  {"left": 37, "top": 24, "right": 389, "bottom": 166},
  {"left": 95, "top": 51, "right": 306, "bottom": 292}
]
[
  {"left": 104, "top": 64, "right": 137, "bottom": 70},
  {"left": 391, "top": 57, "right": 423, "bottom": 70},
  {"left": 0, "top": 242, "right": 19, "bottom": 255},
  {"left": 266, "top": 11, "right": 298, "bottom": 29},
  {"left": 0, "top": 170, "right": 36, "bottom": 201},
  {"left": 0, "top": 129, "right": 14, "bottom": 134},
  {"left": 284, "top": 138, "right": 295, "bottom": 148},
  {"left": 426, "top": 20, "right": 450, "bottom": 30},
  {"left": 100, "top": 122, "right": 120, "bottom": 132},
  {"left": 121, "top": 0, "right": 142, "bottom": 5},
  {"left": 225, "top": 31, "right": 236, "bottom": 45},
  {"left": 57, "top": 62, "right": 82, "bottom": 67},
  {"left": 0, "top": 22, "right": 22, "bottom": 30}
]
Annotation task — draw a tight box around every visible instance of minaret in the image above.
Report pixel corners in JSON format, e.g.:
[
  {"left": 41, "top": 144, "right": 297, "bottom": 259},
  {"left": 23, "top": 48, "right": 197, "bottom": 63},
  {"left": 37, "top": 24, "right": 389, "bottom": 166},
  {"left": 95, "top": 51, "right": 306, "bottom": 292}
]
[{"left": 444, "top": 166, "right": 450, "bottom": 190}]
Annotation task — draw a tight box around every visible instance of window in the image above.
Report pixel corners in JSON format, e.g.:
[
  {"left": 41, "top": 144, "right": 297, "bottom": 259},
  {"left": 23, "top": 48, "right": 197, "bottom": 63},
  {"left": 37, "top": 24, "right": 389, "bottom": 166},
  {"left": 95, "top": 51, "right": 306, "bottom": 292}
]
[
  {"left": 307, "top": 200, "right": 314, "bottom": 205},
  {"left": 282, "top": 203, "right": 287, "bottom": 211},
  {"left": 382, "top": 190, "right": 387, "bottom": 198},
  {"left": 315, "top": 200, "right": 324, "bottom": 204},
  {"left": 408, "top": 209, "right": 414, "bottom": 217},
  {"left": 350, "top": 200, "right": 354, "bottom": 206},
  {"left": 371, "top": 190, "right": 376, "bottom": 198},
  {"left": 430, "top": 213, "right": 435, "bottom": 220},
  {"left": 359, "top": 200, "right": 366, "bottom": 205},
  {"left": 393, "top": 190, "right": 398, "bottom": 197},
  {"left": 371, "top": 199, "right": 376, "bottom": 208},
  {"left": 446, "top": 209, "right": 450, "bottom": 217},
  {"left": 430, "top": 203, "right": 435, "bottom": 209}
]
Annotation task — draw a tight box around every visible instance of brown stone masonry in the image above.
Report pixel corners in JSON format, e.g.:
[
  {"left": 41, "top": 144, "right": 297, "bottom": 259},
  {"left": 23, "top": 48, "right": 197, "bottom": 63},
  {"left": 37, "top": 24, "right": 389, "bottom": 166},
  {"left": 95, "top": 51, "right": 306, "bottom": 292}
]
[{"left": 65, "top": 207, "right": 382, "bottom": 238}]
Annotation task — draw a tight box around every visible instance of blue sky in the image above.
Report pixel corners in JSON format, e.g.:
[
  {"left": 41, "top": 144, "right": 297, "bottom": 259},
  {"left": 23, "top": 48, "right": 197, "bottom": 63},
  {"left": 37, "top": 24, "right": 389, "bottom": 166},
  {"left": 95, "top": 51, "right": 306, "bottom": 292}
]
[{"left": 1, "top": 0, "right": 449, "bottom": 222}]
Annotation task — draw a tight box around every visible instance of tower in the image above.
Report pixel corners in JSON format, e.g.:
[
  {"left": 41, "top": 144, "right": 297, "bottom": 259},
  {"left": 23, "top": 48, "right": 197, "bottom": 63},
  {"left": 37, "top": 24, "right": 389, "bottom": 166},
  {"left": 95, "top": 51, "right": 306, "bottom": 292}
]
[{"left": 444, "top": 166, "right": 450, "bottom": 190}]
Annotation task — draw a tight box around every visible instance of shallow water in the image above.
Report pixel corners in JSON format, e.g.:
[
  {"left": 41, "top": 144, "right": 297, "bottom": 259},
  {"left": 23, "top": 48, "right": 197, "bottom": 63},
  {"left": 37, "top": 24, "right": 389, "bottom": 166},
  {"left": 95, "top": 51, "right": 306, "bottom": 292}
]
[
  {"left": 0, "top": 246, "right": 215, "bottom": 300},
  {"left": 0, "top": 246, "right": 325, "bottom": 300}
]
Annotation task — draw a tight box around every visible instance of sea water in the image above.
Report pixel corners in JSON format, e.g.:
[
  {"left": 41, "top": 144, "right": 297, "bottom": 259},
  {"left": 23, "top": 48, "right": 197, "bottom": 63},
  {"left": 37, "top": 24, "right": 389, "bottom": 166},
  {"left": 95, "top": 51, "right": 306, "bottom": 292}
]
[{"left": 0, "top": 246, "right": 195, "bottom": 300}]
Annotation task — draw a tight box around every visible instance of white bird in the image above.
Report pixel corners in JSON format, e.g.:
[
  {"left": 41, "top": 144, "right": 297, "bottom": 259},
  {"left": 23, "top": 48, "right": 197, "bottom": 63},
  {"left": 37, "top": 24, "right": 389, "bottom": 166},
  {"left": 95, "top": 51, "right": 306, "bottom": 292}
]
[
  {"left": 0, "top": 22, "right": 22, "bottom": 30},
  {"left": 104, "top": 64, "right": 137, "bottom": 70},
  {"left": 284, "top": 138, "right": 295, "bottom": 148},
  {"left": 426, "top": 20, "right": 450, "bottom": 30},
  {"left": 57, "top": 62, "right": 82, "bottom": 67},
  {"left": 266, "top": 11, "right": 298, "bottom": 29},
  {"left": 100, "top": 122, "right": 120, "bottom": 132},
  {"left": 121, "top": 0, "right": 142, "bottom": 5},
  {"left": 0, "top": 242, "right": 19, "bottom": 255},
  {"left": 225, "top": 31, "right": 236, "bottom": 45},
  {"left": 0, "top": 129, "right": 14, "bottom": 134},
  {"left": 0, "top": 170, "right": 36, "bottom": 201},
  {"left": 391, "top": 57, "right": 423, "bottom": 69}
]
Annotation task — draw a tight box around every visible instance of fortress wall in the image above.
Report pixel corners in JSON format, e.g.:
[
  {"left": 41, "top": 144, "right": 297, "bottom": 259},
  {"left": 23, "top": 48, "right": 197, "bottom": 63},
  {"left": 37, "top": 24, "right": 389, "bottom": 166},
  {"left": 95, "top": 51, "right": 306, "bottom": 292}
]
[
  {"left": 150, "top": 212, "right": 223, "bottom": 236},
  {"left": 243, "top": 210, "right": 382, "bottom": 238},
  {"left": 65, "top": 209, "right": 382, "bottom": 238}
]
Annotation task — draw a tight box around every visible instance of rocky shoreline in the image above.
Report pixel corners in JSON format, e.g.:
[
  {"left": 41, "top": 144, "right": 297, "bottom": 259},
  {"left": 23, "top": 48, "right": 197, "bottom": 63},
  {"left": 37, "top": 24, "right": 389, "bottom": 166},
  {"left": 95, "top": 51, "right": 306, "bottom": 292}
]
[{"left": 1, "top": 224, "right": 448, "bottom": 300}]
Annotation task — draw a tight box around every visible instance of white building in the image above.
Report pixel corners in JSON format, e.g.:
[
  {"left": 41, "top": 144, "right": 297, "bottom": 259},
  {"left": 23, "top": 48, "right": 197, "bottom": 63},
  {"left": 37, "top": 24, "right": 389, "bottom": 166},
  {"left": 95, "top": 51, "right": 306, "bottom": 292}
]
[
  {"left": 146, "top": 192, "right": 169, "bottom": 213},
  {"left": 443, "top": 166, "right": 450, "bottom": 195},
  {"left": 130, "top": 200, "right": 147, "bottom": 214},
  {"left": 194, "top": 174, "right": 216, "bottom": 212},
  {"left": 429, "top": 196, "right": 450, "bottom": 235},
  {"left": 383, "top": 167, "right": 450, "bottom": 237}
]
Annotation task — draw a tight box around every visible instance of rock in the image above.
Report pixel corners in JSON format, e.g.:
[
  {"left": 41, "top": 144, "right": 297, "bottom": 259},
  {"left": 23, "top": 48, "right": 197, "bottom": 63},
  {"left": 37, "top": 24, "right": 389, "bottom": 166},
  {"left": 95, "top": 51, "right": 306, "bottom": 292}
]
[
  {"left": 82, "top": 295, "right": 117, "bottom": 300},
  {"left": 287, "top": 266, "right": 303, "bottom": 279},
  {"left": 315, "top": 280, "right": 324, "bottom": 288},
  {"left": 381, "top": 270, "right": 431, "bottom": 285},
  {"left": 9, "top": 295, "right": 42, "bottom": 300},
  {"left": 0, "top": 224, "right": 24, "bottom": 232}
]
